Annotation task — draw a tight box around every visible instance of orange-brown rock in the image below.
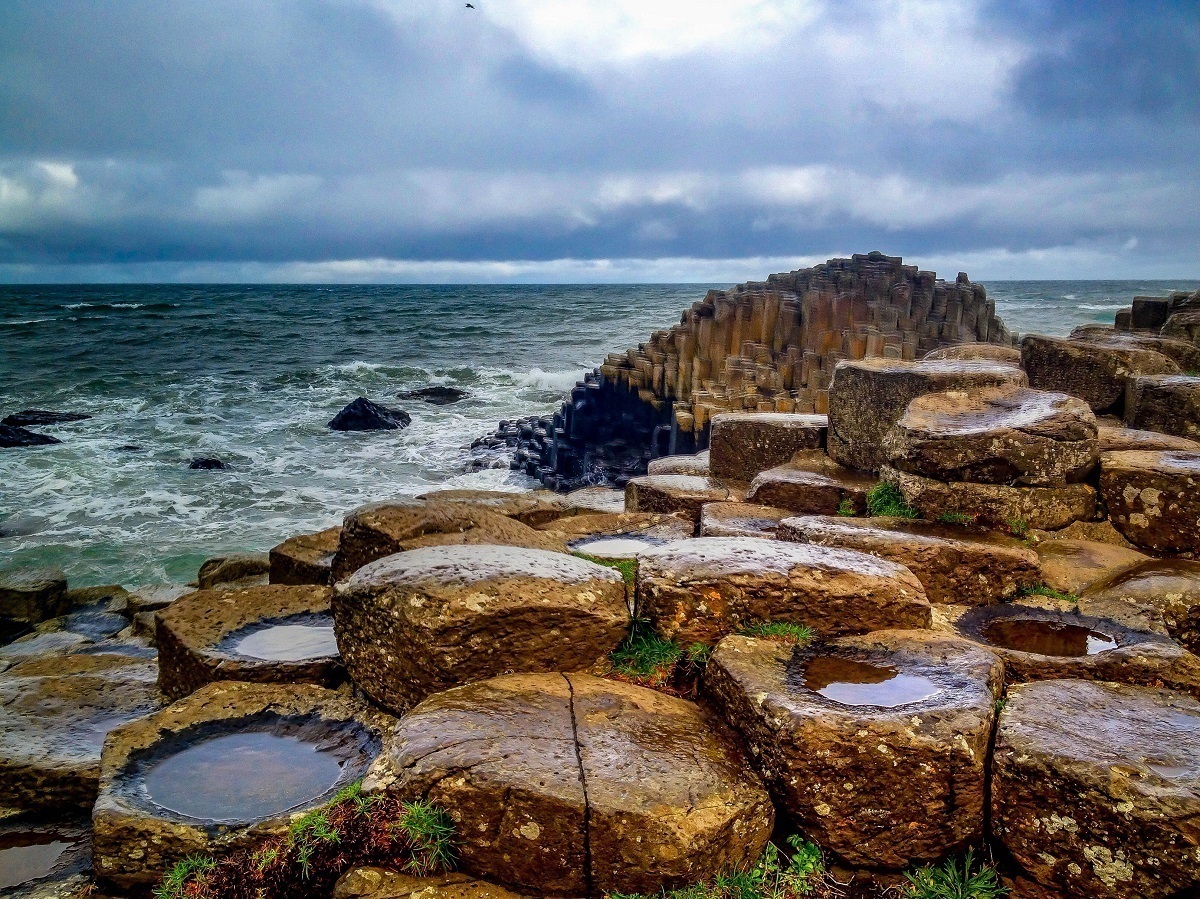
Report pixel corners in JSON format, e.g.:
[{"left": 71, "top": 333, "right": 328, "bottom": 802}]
[
  {"left": 923, "top": 343, "right": 1022, "bottom": 365},
  {"left": 334, "top": 869, "right": 530, "bottom": 899},
  {"left": 708, "top": 412, "right": 827, "bottom": 480},
  {"left": 624, "top": 475, "right": 744, "bottom": 526},
  {"left": 1035, "top": 539, "right": 1149, "bottom": 596},
  {"left": 1097, "top": 423, "right": 1200, "bottom": 452},
  {"left": 1020, "top": 334, "right": 1179, "bottom": 414},
  {"left": 699, "top": 502, "right": 790, "bottom": 538},
  {"left": 269, "top": 526, "right": 341, "bottom": 585},
  {"left": 746, "top": 450, "right": 877, "bottom": 514},
  {"left": 1124, "top": 374, "right": 1200, "bottom": 439},
  {"left": 1079, "top": 560, "right": 1200, "bottom": 652},
  {"left": 647, "top": 451, "right": 709, "bottom": 476},
  {"left": 1099, "top": 450, "right": 1200, "bottom": 552}
]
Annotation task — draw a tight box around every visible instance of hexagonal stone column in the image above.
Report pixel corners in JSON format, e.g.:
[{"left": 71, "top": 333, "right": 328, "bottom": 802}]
[
  {"left": 647, "top": 451, "right": 710, "bottom": 476},
  {"left": 746, "top": 451, "right": 878, "bottom": 515},
  {"left": 636, "top": 537, "right": 930, "bottom": 645},
  {"left": 1099, "top": 423, "right": 1200, "bottom": 452},
  {"left": 1020, "top": 334, "right": 1179, "bottom": 414},
  {"left": 699, "top": 502, "right": 790, "bottom": 538},
  {"left": 156, "top": 584, "right": 342, "bottom": 700},
  {"left": 365, "top": 673, "right": 773, "bottom": 897},
  {"left": 704, "top": 631, "right": 1003, "bottom": 869},
  {"left": 1100, "top": 450, "right": 1200, "bottom": 552},
  {"left": 992, "top": 680, "right": 1200, "bottom": 898},
  {"left": 624, "top": 475, "right": 743, "bottom": 526},
  {"left": 334, "top": 546, "right": 629, "bottom": 713},
  {"left": 1079, "top": 559, "right": 1200, "bottom": 652},
  {"left": 92, "top": 681, "right": 386, "bottom": 891},
  {"left": 1125, "top": 374, "right": 1200, "bottom": 439},
  {"left": 708, "top": 413, "right": 827, "bottom": 481},
  {"left": 270, "top": 526, "right": 341, "bottom": 585}
]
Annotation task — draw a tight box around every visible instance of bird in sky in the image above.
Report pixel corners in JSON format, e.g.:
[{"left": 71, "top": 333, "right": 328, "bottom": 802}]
[{"left": 466, "top": 3, "right": 475, "bottom": 7}]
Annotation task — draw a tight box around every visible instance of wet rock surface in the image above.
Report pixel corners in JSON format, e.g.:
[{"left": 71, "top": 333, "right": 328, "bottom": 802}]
[
  {"left": 922, "top": 343, "right": 1022, "bottom": 365},
  {"left": 708, "top": 413, "right": 827, "bottom": 480},
  {"left": 1034, "top": 539, "right": 1149, "bottom": 596},
  {"left": 1079, "top": 559, "right": 1200, "bottom": 652},
  {"left": 624, "top": 475, "right": 744, "bottom": 525},
  {"left": 1097, "top": 423, "right": 1200, "bottom": 452},
  {"left": 329, "top": 397, "right": 412, "bottom": 431},
  {"left": 0, "top": 568, "right": 69, "bottom": 626},
  {"left": 992, "top": 680, "right": 1200, "bottom": 898},
  {"left": 705, "top": 631, "right": 1003, "bottom": 869},
  {"left": 646, "top": 451, "right": 710, "bottom": 476},
  {"left": 366, "top": 673, "right": 773, "bottom": 897},
  {"left": 636, "top": 536, "right": 930, "bottom": 645},
  {"left": 269, "top": 526, "right": 342, "bottom": 585},
  {"left": 335, "top": 868, "right": 529, "bottom": 899},
  {"left": 92, "top": 681, "right": 386, "bottom": 891},
  {"left": 779, "top": 515, "right": 1040, "bottom": 605},
  {"left": 0, "top": 653, "right": 164, "bottom": 814},
  {"left": 0, "top": 424, "right": 60, "bottom": 448},
  {"left": 883, "top": 386, "right": 1099, "bottom": 486},
  {"left": 1124, "top": 373, "right": 1200, "bottom": 438},
  {"left": 699, "top": 502, "right": 791, "bottom": 538},
  {"left": 187, "top": 457, "right": 226, "bottom": 470},
  {"left": 1020, "top": 334, "right": 1180, "bottom": 414},
  {"left": 544, "top": 512, "right": 693, "bottom": 565},
  {"left": 0, "top": 818, "right": 91, "bottom": 898},
  {"left": 397, "top": 386, "right": 468, "bottom": 406},
  {"left": 196, "top": 553, "right": 270, "bottom": 590},
  {"left": 1, "top": 411, "right": 90, "bottom": 427},
  {"left": 157, "top": 584, "right": 341, "bottom": 699},
  {"left": 746, "top": 450, "right": 878, "bottom": 514},
  {"left": 1099, "top": 449, "right": 1200, "bottom": 552},
  {"left": 827, "top": 358, "right": 1026, "bottom": 472},
  {"left": 334, "top": 546, "right": 628, "bottom": 712}
]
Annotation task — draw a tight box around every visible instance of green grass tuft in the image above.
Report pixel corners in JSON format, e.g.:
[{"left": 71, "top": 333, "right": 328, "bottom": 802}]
[
  {"left": 866, "top": 482, "right": 919, "bottom": 519},
  {"left": 398, "top": 799, "right": 457, "bottom": 875},
  {"left": 836, "top": 499, "right": 857, "bottom": 517},
  {"left": 1005, "top": 518, "right": 1030, "bottom": 540},
  {"left": 155, "top": 855, "right": 215, "bottom": 899},
  {"left": 901, "top": 850, "right": 1008, "bottom": 899},
  {"left": 1019, "top": 584, "right": 1078, "bottom": 603},
  {"left": 936, "top": 512, "right": 976, "bottom": 526},
  {"left": 575, "top": 553, "right": 637, "bottom": 588},
  {"left": 610, "top": 620, "right": 684, "bottom": 685},
  {"left": 737, "top": 621, "right": 815, "bottom": 645}
]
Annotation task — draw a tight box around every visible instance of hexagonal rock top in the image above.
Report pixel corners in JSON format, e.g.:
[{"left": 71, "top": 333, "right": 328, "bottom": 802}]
[
  {"left": 1099, "top": 450, "right": 1200, "bottom": 553},
  {"left": 364, "top": 673, "right": 774, "bottom": 897},
  {"left": 778, "top": 515, "right": 1039, "bottom": 605},
  {"left": 699, "top": 502, "right": 791, "bottom": 538},
  {"left": 951, "top": 603, "right": 1200, "bottom": 697},
  {"left": 269, "top": 526, "right": 342, "bottom": 585},
  {"left": 826, "top": 358, "right": 1027, "bottom": 473},
  {"left": 708, "top": 413, "right": 827, "bottom": 481},
  {"left": 1020, "top": 334, "right": 1180, "bottom": 414},
  {"left": 156, "top": 584, "right": 342, "bottom": 700},
  {"left": 540, "top": 511, "right": 694, "bottom": 560},
  {"left": 922, "top": 343, "right": 1023, "bottom": 365},
  {"left": 92, "top": 681, "right": 387, "bottom": 891},
  {"left": 624, "top": 475, "right": 744, "bottom": 525},
  {"left": 331, "top": 501, "right": 569, "bottom": 582},
  {"left": 992, "top": 680, "right": 1200, "bottom": 898},
  {"left": 1079, "top": 559, "right": 1200, "bottom": 653},
  {"left": 704, "top": 631, "right": 1003, "bottom": 869},
  {"left": 0, "top": 653, "right": 164, "bottom": 814},
  {"left": 1034, "top": 538, "right": 1149, "bottom": 597},
  {"left": 884, "top": 386, "right": 1099, "bottom": 486},
  {"left": 635, "top": 536, "right": 930, "bottom": 645},
  {"left": 647, "top": 451, "right": 710, "bottom": 477},
  {"left": 334, "top": 546, "right": 629, "bottom": 713},
  {"left": 746, "top": 450, "right": 878, "bottom": 515}
]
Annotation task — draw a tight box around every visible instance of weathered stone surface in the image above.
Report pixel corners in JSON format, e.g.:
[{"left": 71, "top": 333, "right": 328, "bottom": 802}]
[
  {"left": 417, "top": 490, "right": 576, "bottom": 529},
  {"left": 125, "top": 584, "right": 191, "bottom": 615},
  {"left": 0, "top": 818, "right": 92, "bottom": 899},
  {"left": 1124, "top": 374, "right": 1200, "bottom": 439},
  {"left": 1020, "top": 334, "right": 1180, "bottom": 413},
  {"left": 92, "top": 681, "right": 385, "bottom": 891},
  {"left": 1069, "top": 325, "right": 1200, "bottom": 372},
  {"left": 269, "top": 526, "right": 341, "bottom": 585},
  {"left": 196, "top": 553, "right": 270, "bottom": 590},
  {"left": 708, "top": 413, "right": 827, "bottom": 481},
  {"left": 0, "top": 631, "right": 93, "bottom": 668},
  {"left": 992, "top": 680, "right": 1200, "bottom": 898},
  {"left": 952, "top": 604, "right": 1200, "bottom": 695},
  {"left": 540, "top": 511, "right": 694, "bottom": 559},
  {"left": 0, "top": 568, "right": 69, "bottom": 629},
  {"left": 1099, "top": 450, "right": 1200, "bottom": 552},
  {"left": 335, "top": 546, "right": 628, "bottom": 712},
  {"left": 0, "top": 424, "right": 60, "bottom": 448},
  {"left": 562, "top": 486, "right": 626, "bottom": 514},
  {"left": 1162, "top": 309, "right": 1200, "bottom": 345},
  {"left": 705, "top": 631, "right": 1003, "bottom": 869},
  {"left": 699, "top": 502, "right": 790, "bottom": 538},
  {"left": 625, "top": 475, "right": 744, "bottom": 525},
  {"left": 779, "top": 515, "right": 1039, "bottom": 605},
  {"left": 1079, "top": 560, "right": 1200, "bottom": 653},
  {"left": 398, "top": 386, "right": 468, "bottom": 406},
  {"left": 827, "top": 358, "right": 1026, "bottom": 472},
  {"left": 0, "top": 653, "right": 163, "bottom": 814},
  {"left": 1032, "top": 518, "right": 1137, "bottom": 548},
  {"left": 328, "top": 397, "right": 411, "bottom": 431},
  {"left": 746, "top": 450, "right": 877, "bottom": 514},
  {"left": 647, "top": 452, "right": 710, "bottom": 477},
  {"left": 884, "top": 387, "right": 1098, "bottom": 486},
  {"left": 1035, "top": 539, "right": 1149, "bottom": 596},
  {"left": 156, "top": 584, "right": 341, "bottom": 700},
  {"left": 637, "top": 536, "right": 930, "bottom": 645},
  {"left": 922, "top": 343, "right": 1023, "bottom": 365},
  {"left": 1098, "top": 423, "right": 1200, "bottom": 452},
  {"left": 886, "top": 467, "right": 1098, "bottom": 530},
  {"left": 365, "top": 673, "right": 773, "bottom": 897},
  {"left": 331, "top": 501, "right": 568, "bottom": 582},
  {"left": 334, "top": 869, "right": 529, "bottom": 899}
]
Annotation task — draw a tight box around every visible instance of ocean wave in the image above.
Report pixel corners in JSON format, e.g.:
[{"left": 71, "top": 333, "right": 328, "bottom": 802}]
[
  {"left": 1, "top": 318, "right": 51, "bottom": 326},
  {"left": 1079, "top": 303, "right": 1126, "bottom": 311},
  {"left": 518, "top": 367, "right": 589, "bottom": 392},
  {"left": 1061, "top": 294, "right": 1078, "bottom": 300},
  {"left": 61, "top": 302, "right": 178, "bottom": 310}
]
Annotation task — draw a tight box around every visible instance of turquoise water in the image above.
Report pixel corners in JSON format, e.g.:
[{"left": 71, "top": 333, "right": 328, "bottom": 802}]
[{"left": 0, "top": 280, "right": 1192, "bottom": 586}]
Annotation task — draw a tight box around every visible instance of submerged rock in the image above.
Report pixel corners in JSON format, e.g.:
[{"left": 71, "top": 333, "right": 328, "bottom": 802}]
[
  {"left": 1, "top": 411, "right": 90, "bottom": 427},
  {"left": 329, "top": 397, "right": 412, "bottom": 432},
  {"left": 397, "top": 386, "right": 468, "bottom": 405},
  {"left": 0, "top": 424, "right": 60, "bottom": 448},
  {"left": 188, "top": 457, "right": 226, "bottom": 470}
]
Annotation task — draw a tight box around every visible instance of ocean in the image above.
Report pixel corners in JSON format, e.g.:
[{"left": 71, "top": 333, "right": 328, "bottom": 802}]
[{"left": 1, "top": 280, "right": 1194, "bottom": 587}]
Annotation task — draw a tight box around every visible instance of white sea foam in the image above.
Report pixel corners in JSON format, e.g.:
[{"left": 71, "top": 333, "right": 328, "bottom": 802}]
[
  {"left": 519, "top": 367, "right": 589, "bottom": 391},
  {"left": 1, "top": 318, "right": 51, "bottom": 326},
  {"left": 1079, "top": 303, "right": 1127, "bottom": 310}
]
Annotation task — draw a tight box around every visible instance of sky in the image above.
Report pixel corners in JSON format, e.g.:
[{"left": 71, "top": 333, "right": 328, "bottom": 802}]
[{"left": 0, "top": 0, "right": 1197, "bottom": 283}]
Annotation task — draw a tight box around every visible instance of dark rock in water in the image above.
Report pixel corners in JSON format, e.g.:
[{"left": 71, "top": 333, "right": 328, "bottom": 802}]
[
  {"left": 328, "top": 397, "right": 412, "bottom": 432},
  {"left": 0, "top": 424, "right": 60, "bottom": 448},
  {"left": 1, "top": 410, "right": 91, "bottom": 427},
  {"left": 188, "top": 457, "right": 227, "bottom": 470},
  {"left": 117, "top": 444, "right": 143, "bottom": 452},
  {"left": 398, "top": 386, "right": 468, "bottom": 405}
]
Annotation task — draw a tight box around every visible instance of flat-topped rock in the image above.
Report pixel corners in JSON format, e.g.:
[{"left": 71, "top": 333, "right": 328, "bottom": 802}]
[
  {"left": 1099, "top": 450, "right": 1200, "bottom": 552},
  {"left": 541, "top": 512, "right": 693, "bottom": 565},
  {"left": 365, "top": 673, "right": 773, "bottom": 896},
  {"left": 636, "top": 536, "right": 930, "bottom": 645},
  {"left": 746, "top": 450, "right": 877, "bottom": 514},
  {"left": 951, "top": 603, "right": 1200, "bottom": 696},
  {"left": 827, "top": 357, "right": 1027, "bottom": 472},
  {"left": 0, "top": 568, "right": 69, "bottom": 626},
  {"left": 1020, "top": 334, "right": 1180, "bottom": 413},
  {"left": 699, "top": 502, "right": 790, "bottom": 538},
  {"left": 624, "top": 475, "right": 744, "bottom": 526},
  {"left": 1035, "top": 539, "right": 1149, "bottom": 596},
  {"left": 885, "top": 467, "right": 1097, "bottom": 530},
  {"left": 1079, "top": 560, "right": 1200, "bottom": 652},
  {"left": 1162, "top": 308, "right": 1200, "bottom": 345},
  {"left": 562, "top": 486, "right": 626, "bottom": 514},
  {"left": 708, "top": 413, "right": 827, "bottom": 481},
  {"left": 1124, "top": 374, "right": 1200, "bottom": 439},
  {"left": 196, "top": 553, "right": 270, "bottom": 590},
  {"left": 331, "top": 501, "right": 568, "bottom": 582},
  {"left": 125, "top": 584, "right": 191, "bottom": 615},
  {"left": 1098, "top": 423, "right": 1200, "bottom": 452},
  {"left": 922, "top": 343, "right": 1023, "bottom": 365},
  {"left": 93, "top": 681, "right": 386, "bottom": 891},
  {"left": 647, "top": 452, "right": 710, "bottom": 477},
  {"left": 778, "top": 515, "right": 1039, "bottom": 605},
  {"left": 417, "top": 490, "right": 575, "bottom": 528},
  {"left": 992, "top": 680, "right": 1200, "bottom": 898},
  {"left": 334, "top": 546, "right": 628, "bottom": 713},
  {"left": 269, "top": 526, "right": 341, "bottom": 585},
  {"left": 156, "top": 584, "right": 341, "bottom": 700},
  {"left": 334, "top": 869, "right": 530, "bottom": 899},
  {"left": 705, "top": 631, "right": 1003, "bottom": 869},
  {"left": 884, "top": 386, "right": 1098, "bottom": 486},
  {"left": 0, "top": 653, "right": 164, "bottom": 814},
  {"left": 1070, "top": 326, "right": 1200, "bottom": 372}
]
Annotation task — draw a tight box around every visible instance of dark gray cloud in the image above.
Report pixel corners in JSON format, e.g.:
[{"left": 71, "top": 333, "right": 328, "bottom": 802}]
[{"left": 0, "top": 0, "right": 1197, "bottom": 281}]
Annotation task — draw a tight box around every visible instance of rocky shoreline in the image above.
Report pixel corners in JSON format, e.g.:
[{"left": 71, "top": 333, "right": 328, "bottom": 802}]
[{"left": 2, "top": 258, "right": 1200, "bottom": 899}]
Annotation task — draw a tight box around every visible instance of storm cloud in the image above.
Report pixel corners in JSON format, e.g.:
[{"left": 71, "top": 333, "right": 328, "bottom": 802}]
[{"left": 0, "top": 0, "right": 1196, "bottom": 281}]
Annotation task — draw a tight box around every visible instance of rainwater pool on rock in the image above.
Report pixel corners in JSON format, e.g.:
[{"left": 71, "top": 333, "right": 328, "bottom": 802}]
[
  {"left": 980, "top": 618, "right": 1117, "bottom": 656},
  {"left": 799, "top": 655, "right": 943, "bottom": 707},
  {"left": 0, "top": 832, "right": 78, "bottom": 890}
]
